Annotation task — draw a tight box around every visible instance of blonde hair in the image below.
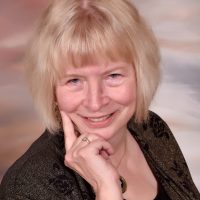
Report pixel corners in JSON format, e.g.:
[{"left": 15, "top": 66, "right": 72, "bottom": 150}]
[{"left": 26, "top": 0, "right": 160, "bottom": 133}]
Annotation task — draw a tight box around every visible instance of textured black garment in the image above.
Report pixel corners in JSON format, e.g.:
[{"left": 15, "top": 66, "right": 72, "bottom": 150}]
[
  {"left": 0, "top": 111, "right": 200, "bottom": 200},
  {"left": 154, "top": 182, "right": 169, "bottom": 199}
]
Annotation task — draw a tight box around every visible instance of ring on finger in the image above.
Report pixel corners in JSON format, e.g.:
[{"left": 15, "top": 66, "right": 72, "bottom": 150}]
[{"left": 81, "top": 136, "right": 91, "bottom": 144}]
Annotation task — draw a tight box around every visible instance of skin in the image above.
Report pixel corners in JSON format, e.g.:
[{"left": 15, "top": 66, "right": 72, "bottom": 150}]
[
  {"left": 56, "top": 62, "right": 157, "bottom": 199},
  {"left": 56, "top": 61, "right": 137, "bottom": 149}
]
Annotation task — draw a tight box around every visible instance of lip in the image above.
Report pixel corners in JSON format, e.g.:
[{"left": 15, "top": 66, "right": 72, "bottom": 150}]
[{"left": 79, "top": 111, "right": 118, "bottom": 128}]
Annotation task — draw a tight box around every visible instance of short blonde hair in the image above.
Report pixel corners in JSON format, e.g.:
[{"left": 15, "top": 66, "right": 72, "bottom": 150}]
[{"left": 26, "top": 0, "right": 160, "bottom": 133}]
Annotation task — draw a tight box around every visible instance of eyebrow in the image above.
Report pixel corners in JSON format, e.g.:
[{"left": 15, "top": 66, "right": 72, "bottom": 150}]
[{"left": 60, "top": 74, "right": 85, "bottom": 80}]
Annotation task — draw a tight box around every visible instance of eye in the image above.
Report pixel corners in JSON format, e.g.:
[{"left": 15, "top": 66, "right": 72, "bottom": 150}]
[
  {"left": 106, "top": 73, "right": 124, "bottom": 86},
  {"left": 65, "top": 78, "right": 83, "bottom": 91},
  {"left": 67, "top": 78, "right": 80, "bottom": 85},
  {"left": 108, "top": 73, "right": 122, "bottom": 79}
]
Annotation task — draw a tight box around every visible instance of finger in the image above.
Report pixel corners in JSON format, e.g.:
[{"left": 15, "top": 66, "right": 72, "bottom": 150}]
[
  {"left": 88, "top": 139, "right": 114, "bottom": 157},
  {"left": 72, "top": 134, "right": 106, "bottom": 152},
  {"left": 60, "top": 111, "right": 77, "bottom": 151},
  {"left": 100, "top": 149, "right": 110, "bottom": 160}
]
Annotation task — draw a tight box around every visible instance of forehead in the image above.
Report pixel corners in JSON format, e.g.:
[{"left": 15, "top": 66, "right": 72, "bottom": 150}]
[{"left": 55, "top": 39, "right": 134, "bottom": 80}]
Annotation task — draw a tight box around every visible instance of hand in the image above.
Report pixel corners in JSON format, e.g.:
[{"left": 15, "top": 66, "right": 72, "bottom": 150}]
[{"left": 61, "top": 111, "right": 123, "bottom": 199}]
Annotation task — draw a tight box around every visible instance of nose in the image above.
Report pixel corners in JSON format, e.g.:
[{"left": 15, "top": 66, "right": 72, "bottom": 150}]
[{"left": 83, "top": 80, "right": 109, "bottom": 111}]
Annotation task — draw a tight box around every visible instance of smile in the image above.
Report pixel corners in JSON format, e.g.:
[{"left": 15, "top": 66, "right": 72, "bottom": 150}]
[
  {"left": 79, "top": 111, "right": 117, "bottom": 128},
  {"left": 86, "top": 113, "right": 113, "bottom": 122}
]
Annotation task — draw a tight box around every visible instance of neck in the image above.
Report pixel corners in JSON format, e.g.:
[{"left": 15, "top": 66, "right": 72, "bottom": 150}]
[{"left": 109, "top": 127, "right": 128, "bottom": 168}]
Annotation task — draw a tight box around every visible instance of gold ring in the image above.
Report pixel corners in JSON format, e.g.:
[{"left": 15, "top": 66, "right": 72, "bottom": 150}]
[{"left": 81, "top": 136, "right": 90, "bottom": 144}]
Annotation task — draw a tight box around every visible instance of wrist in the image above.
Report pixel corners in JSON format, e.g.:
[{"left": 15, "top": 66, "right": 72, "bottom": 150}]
[{"left": 95, "top": 177, "right": 123, "bottom": 200}]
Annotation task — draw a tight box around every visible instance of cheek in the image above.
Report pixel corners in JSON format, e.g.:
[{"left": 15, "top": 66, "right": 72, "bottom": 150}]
[
  {"left": 56, "top": 89, "right": 81, "bottom": 113},
  {"left": 121, "top": 87, "right": 136, "bottom": 105},
  {"left": 110, "top": 84, "right": 136, "bottom": 106}
]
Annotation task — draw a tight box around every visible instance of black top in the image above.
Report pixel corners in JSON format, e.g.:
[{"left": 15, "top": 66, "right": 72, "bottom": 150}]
[
  {"left": 122, "top": 184, "right": 169, "bottom": 200},
  {"left": 154, "top": 183, "right": 169, "bottom": 200},
  {"left": 0, "top": 111, "right": 200, "bottom": 200}
]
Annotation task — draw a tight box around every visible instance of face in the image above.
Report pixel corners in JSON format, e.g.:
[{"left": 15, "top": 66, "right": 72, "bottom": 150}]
[{"left": 56, "top": 61, "right": 137, "bottom": 141}]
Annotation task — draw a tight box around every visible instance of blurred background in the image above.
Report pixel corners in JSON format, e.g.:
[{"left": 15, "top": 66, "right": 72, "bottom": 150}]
[{"left": 0, "top": 0, "right": 200, "bottom": 190}]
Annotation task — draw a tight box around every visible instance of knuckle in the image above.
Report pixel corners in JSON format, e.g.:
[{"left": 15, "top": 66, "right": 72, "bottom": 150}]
[
  {"left": 77, "top": 148, "right": 86, "bottom": 158},
  {"left": 65, "top": 153, "right": 73, "bottom": 166},
  {"left": 92, "top": 134, "right": 102, "bottom": 140},
  {"left": 93, "top": 138, "right": 104, "bottom": 145}
]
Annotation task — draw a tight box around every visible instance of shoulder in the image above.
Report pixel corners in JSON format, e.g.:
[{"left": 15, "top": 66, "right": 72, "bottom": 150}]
[
  {"left": 129, "top": 111, "right": 200, "bottom": 199},
  {"left": 129, "top": 110, "right": 178, "bottom": 152},
  {"left": 130, "top": 110, "right": 188, "bottom": 169},
  {"left": 140, "top": 111, "right": 188, "bottom": 171},
  {"left": 0, "top": 130, "right": 78, "bottom": 199}
]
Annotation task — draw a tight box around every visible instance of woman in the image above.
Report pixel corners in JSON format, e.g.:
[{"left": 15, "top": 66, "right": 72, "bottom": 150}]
[{"left": 0, "top": 0, "right": 199, "bottom": 199}]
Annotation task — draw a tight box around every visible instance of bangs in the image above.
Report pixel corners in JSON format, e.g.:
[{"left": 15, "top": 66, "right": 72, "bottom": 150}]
[{"left": 50, "top": 8, "right": 134, "bottom": 79}]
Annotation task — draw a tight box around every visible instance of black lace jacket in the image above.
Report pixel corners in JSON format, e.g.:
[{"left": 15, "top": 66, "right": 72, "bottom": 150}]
[{"left": 0, "top": 111, "right": 200, "bottom": 199}]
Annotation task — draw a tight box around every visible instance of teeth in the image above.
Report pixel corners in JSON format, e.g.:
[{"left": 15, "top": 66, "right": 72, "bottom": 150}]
[{"left": 87, "top": 114, "right": 111, "bottom": 122}]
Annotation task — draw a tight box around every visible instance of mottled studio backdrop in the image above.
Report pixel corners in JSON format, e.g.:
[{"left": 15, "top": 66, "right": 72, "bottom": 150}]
[{"left": 0, "top": 0, "right": 200, "bottom": 190}]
